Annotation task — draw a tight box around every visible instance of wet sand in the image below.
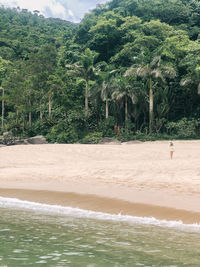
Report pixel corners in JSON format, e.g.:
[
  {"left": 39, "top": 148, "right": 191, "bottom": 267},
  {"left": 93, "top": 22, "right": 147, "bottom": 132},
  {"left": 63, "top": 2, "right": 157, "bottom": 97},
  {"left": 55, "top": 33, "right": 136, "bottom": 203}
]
[{"left": 0, "top": 141, "right": 200, "bottom": 224}]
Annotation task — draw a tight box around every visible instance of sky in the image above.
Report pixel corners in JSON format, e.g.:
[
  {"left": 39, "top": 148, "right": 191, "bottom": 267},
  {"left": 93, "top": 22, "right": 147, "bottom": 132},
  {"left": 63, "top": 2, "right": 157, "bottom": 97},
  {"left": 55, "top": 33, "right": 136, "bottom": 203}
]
[{"left": 0, "top": 0, "right": 109, "bottom": 22}]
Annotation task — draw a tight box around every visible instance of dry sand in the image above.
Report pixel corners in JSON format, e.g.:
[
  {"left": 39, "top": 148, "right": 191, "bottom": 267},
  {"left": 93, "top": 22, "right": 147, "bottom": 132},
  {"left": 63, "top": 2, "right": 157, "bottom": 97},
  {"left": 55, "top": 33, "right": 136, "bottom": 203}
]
[{"left": 0, "top": 141, "right": 200, "bottom": 224}]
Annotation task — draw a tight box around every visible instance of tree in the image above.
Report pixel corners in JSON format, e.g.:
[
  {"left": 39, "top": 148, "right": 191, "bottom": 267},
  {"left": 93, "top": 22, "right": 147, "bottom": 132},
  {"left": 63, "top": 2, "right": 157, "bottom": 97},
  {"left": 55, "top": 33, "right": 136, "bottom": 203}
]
[
  {"left": 29, "top": 44, "right": 57, "bottom": 120},
  {"left": 126, "top": 54, "right": 176, "bottom": 133},
  {"left": 181, "top": 65, "right": 200, "bottom": 95},
  {"left": 112, "top": 75, "right": 137, "bottom": 126},
  {"left": 179, "top": 40, "right": 200, "bottom": 98},
  {"left": 0, "top": 57, "right": 10, "bottom": 131},
  {"left": 92, "top": 63, "right": 117, "bottom": 119},
  {"left": 2, "top": 61, "right": 34, "bottom": 130},
  {"left": 47, "top": 73, "right": 64, "bottom": 118},
  {"left": 67, "top": 48, "right": 99, "bottom": 119},
  {"left": 88, "top": 11, "right": 123, "bottom": 61}
]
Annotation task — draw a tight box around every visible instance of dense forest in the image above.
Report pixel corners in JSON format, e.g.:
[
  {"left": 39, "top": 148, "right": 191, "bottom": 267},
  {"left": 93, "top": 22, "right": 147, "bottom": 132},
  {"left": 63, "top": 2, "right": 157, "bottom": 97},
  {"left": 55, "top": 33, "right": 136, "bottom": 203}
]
[{"left": 0, "top": 0, "right": 200, "bottom": 143}]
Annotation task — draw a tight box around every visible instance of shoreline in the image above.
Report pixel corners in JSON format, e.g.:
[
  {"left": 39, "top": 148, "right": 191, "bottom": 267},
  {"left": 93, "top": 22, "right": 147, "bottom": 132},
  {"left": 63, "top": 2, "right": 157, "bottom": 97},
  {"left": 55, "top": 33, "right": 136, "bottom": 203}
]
[
  {"left": 0, "top": 188, "right": 200, "bottom": 224},
  {"left": 0, "top": 142, "right": 200, "bottom": 224}
]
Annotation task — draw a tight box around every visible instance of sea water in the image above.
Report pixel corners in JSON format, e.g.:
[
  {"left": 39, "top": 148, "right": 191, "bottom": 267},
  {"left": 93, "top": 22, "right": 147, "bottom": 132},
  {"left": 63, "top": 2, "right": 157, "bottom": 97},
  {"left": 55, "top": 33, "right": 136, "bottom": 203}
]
[{"left": 0, "top": 197, "right": 199, "bottom": 267}]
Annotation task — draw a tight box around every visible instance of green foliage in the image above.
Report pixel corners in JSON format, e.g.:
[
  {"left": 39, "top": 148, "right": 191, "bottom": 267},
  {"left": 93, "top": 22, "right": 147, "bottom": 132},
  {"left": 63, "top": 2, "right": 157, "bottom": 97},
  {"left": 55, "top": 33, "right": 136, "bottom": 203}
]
[
  {"left": 46, "top": 122, "right": 79, "bottom": 144},
  {"left": 88, "top": 11, "right": 123, "bottom": 61},
  {"left": 98, "top": 116, "right": 116, "bottom": 137},
  {"left": 117, "top": 128, "right": 133, "bottom": 142},
  {"left": 2, "top": 131, "right": 15, "bottom": 145},
  {"left": 0, "top": 1, "right": 200, "bottom": 143},
  {"left": 45, "top": 109, "right": 85, "bottom": 143},
  {"left": 3, "top": 112, "right": 24, "bottom": 136},
  {"left": 80, "top": 132, "right": 103, "bottom": 144},
  {"left": 166, "top": 118, "right": 200, "bottom": 138},
  {"left": 0, "top": 6, "right": 76, "bottom": 60}
]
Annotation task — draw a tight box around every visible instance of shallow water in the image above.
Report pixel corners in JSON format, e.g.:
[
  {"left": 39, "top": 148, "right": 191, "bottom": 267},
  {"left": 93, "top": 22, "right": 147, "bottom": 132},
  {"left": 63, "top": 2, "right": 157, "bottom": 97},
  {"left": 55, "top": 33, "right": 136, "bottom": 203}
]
[{"left": 0, "top": 197, "right": 200, "bottom": 267}]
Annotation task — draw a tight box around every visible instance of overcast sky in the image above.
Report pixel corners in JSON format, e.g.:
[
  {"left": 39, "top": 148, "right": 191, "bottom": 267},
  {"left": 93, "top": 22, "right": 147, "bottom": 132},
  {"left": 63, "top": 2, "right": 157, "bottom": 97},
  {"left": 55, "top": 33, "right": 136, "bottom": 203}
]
[{"left": 0, "top": 0, "right": 109, "bottom": 22}]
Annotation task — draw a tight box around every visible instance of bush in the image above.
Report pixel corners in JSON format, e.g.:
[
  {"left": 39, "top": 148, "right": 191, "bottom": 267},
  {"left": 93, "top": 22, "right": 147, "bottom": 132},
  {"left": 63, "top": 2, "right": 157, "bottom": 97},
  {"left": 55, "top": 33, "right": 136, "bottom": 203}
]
[
  {"left": 80, "top": 132, "right": 103, "bottom": 144},
  {"left": 2, "top": 131, "right": 15, "bottom": 145},
  {"left": 46, "top": 110, "right": 85, "bottom": 143},
  {"left": 166, "top": 118, "right": 200, "bottom": 138},
  {"left": 98, "top": 117, "right": 116, "bottom": 137},
  {"left": 46, "top": 122, "right": 79, "bottom": 143},
  {"left": 117, "top": 128, "right": 133, "bottom": 142}
]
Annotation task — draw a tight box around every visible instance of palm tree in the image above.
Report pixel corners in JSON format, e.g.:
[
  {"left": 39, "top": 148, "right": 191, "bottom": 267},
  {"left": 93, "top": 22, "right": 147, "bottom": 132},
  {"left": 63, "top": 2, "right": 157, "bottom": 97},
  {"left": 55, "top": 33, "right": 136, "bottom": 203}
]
[
  {"left": 92, "top": 63, "right": 117, "bottom": 119},
  {"left": 112, "top": 75, "right": 137, "bottom": 126},
  {"left": 180, "top": 64, "right": 200, "bottom": 96},
  {"left": 125, "top": 55, "right": 176, "bottom": 133},
  {"left": 67, "top": 48, "right": 99, "bottom": 119}
]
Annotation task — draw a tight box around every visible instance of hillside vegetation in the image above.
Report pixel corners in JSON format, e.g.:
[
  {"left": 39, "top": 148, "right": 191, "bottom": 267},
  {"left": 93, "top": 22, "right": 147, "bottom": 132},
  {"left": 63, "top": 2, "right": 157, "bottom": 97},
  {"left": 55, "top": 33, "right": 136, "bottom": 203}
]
[{"left": 0, "top": 0, "right": 200, "bottom": 143}]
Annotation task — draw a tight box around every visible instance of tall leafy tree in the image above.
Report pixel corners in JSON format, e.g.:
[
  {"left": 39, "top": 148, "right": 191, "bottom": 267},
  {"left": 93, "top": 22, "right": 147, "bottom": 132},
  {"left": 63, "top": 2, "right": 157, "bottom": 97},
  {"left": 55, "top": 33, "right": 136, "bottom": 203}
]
[
  {"left": 29, "top": 44, "right": 57, "bottom": 120},
  {"left": 46, "top": 73, "right": 65, "bottom": 118},
  {"left": 67, "top": 48, "right": 99, "bottom": 119},
  {"left": 88, "top": 11, "right": 123, "bottom": 61},
  {"left": 126, "top": 54, "right": 176, "bottom": 133},
  {"left": 0, "top": 57, "right": 10, "bottom": 131},
  {"left": 180, "top": 42, "right": 200, "bottom": 97},
  {"left": 92, "top": 63, "right": 117, "bottom": 119},
  {"left": 112, "top": 75, "right": 137, "bottom": 125}
]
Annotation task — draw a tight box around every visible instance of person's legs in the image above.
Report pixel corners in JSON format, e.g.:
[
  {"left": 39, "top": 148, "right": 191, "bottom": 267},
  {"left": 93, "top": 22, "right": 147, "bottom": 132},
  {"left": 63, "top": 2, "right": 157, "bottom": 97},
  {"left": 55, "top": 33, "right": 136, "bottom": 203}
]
[{"left": 170, "top": 151, "right": 173, "bottom": 159}]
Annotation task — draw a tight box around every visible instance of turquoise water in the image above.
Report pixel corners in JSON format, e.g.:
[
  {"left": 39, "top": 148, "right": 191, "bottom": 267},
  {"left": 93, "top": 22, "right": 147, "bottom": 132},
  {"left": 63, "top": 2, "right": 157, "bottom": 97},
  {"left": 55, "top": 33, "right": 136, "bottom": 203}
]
[{"left": 0, "top": 197, "right": 200, "bottom": 267}]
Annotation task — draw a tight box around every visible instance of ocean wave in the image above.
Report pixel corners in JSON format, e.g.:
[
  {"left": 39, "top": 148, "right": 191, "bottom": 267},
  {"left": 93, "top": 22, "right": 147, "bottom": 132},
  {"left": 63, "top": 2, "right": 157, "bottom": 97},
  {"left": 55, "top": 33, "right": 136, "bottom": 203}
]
[{"left": 0, "top": 196, "right": 199, "bottom": 232}]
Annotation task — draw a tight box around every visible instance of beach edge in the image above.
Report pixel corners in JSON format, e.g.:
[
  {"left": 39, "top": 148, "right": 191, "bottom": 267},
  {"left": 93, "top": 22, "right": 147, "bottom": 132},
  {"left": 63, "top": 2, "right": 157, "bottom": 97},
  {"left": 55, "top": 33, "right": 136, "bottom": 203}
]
[{"left": 0, "top": 188, "right": 200, "bottom": 224}]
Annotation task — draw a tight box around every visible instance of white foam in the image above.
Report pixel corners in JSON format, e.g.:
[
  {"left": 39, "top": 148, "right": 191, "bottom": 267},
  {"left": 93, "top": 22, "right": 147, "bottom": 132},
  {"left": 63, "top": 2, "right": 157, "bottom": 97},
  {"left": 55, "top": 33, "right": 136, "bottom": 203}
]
[{"left": 0, "top": 196, "right": 199, "bottom": 232}]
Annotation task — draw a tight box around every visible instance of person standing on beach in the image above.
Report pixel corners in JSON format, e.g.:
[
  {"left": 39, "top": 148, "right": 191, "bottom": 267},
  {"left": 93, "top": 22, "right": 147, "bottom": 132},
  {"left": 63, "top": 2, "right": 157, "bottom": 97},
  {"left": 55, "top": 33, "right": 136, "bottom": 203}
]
[{"left": 169, "top": 141, "right": 175, "bottom": 159}]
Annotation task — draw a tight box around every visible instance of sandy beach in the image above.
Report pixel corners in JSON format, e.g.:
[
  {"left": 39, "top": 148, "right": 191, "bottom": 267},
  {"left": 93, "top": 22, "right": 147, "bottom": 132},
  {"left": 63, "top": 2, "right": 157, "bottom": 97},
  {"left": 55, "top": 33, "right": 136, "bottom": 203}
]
[{"left": 0, "top": 141, "right": 200, "bottom": 224}]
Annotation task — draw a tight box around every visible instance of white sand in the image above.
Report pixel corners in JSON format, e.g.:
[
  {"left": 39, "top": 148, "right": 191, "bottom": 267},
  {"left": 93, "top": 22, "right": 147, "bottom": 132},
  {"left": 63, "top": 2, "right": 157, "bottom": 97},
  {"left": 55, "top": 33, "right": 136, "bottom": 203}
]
[{"left": 0, "top": 141, "right": 200, "bottom": 222}]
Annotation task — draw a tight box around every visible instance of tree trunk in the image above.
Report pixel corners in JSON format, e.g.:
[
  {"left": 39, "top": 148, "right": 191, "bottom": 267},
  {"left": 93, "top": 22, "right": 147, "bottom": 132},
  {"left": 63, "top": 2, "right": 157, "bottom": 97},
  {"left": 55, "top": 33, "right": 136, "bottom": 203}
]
[
  {"left": 85, "top": 83, "right": 88, "bottom": 118},
  {"left": 29, "top": 99, "right": 32, "bottom": 127},
  {"left": 125, "top": 95, "right": 128, "bottom": 125},
  {"left": 105, "top": 98, "right": 109, "bottom": 119},
  {"left": 29, "top": 111, "right": 32, "bottom": 127},
  {"left": 23, "top": 115, "right": 25, "bottom": 132},
  {"left": 16, "top": 109, "right": 19, "bottom": 124},
  {"left": 40, "top": 99, "right": 43, "bottom": 120},
  {"left": 1, "top": 87, "right": 4, "bottom": 131},
  {"left": 149, "top": 78, "right": 153, "bottom": 134},
  {"left": 49, "top": 93, "right": 52, "bottom": 117}
]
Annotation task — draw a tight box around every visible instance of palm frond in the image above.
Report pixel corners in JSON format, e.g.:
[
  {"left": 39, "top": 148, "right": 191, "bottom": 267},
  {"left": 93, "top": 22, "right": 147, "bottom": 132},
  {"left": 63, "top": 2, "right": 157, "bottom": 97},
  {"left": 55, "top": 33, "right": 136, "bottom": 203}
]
[
  {"left": 162, "top": 65, "right": 176, "bottom": 79},
  {"left": 151, "top": 69, "right": 164, "bottom": 81},
  {"left": 180, "top": 77, "right": 192, "bottom": 86},
  {"left": 65, "top": 64, "right": 74, "bottom": 69},
  {"left": 130, "top": 94, "right": 137, "bottom": 104},
  {"left": 124, "top": 67, "right": 136, "bottom": 77},
  {"left": 115, "top": 92, "right": 126, "bottom": 101},
  {"left": 109, "top": 69, "right": 118, "bottom": 74},
  {"left": 150, "top": 56, "right": 161, "bottom": 68},
  {"left": 136, "top": 65, "right": 150, "bottom": 77}
]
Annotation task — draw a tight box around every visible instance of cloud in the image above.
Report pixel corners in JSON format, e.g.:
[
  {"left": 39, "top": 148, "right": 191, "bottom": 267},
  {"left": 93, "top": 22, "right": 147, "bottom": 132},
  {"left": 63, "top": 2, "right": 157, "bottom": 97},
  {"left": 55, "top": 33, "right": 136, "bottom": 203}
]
[
  {"left": 0, "top": 0, "right": 109, "bottom": 22},
  {"left": 42, "top": 0, "right": 67, "bottom": 21}
]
